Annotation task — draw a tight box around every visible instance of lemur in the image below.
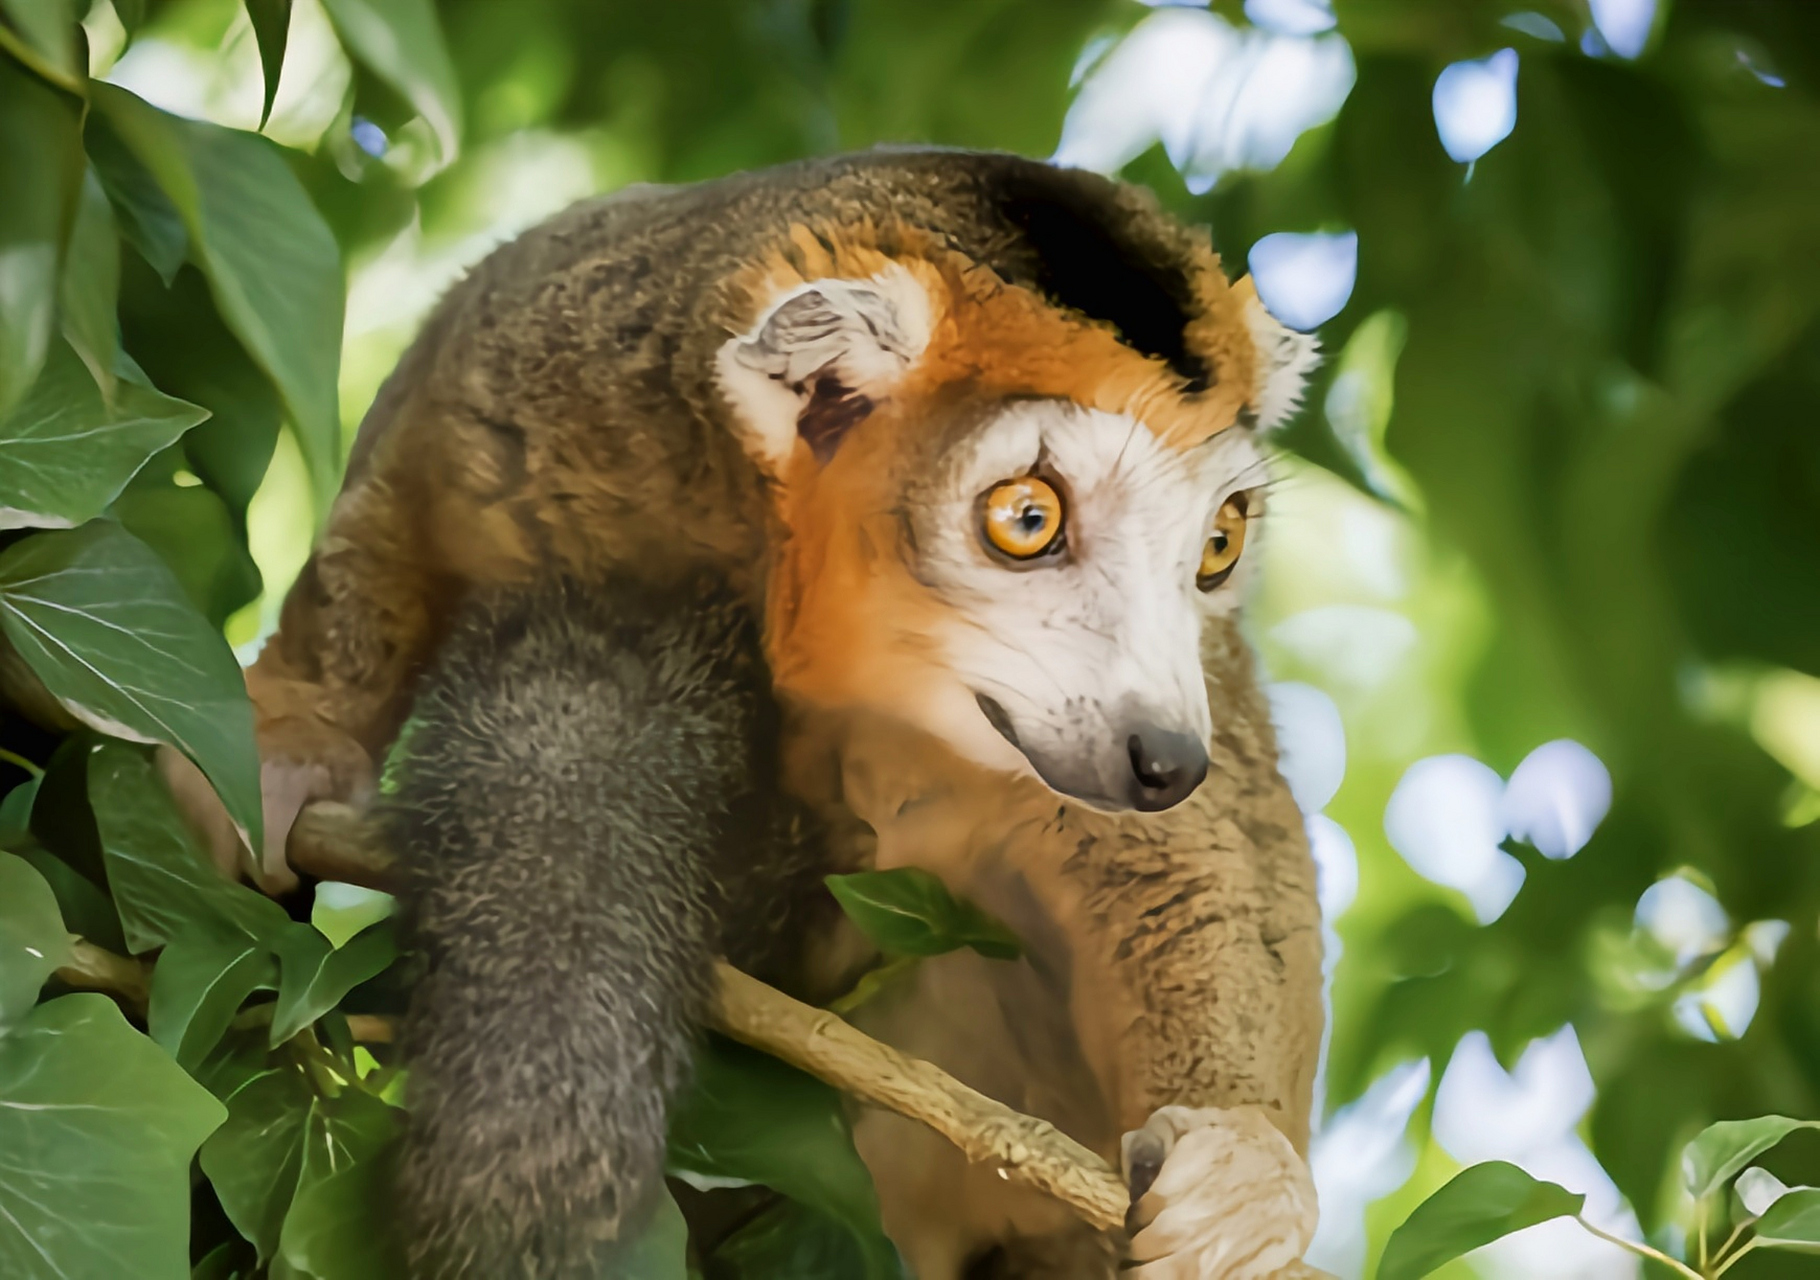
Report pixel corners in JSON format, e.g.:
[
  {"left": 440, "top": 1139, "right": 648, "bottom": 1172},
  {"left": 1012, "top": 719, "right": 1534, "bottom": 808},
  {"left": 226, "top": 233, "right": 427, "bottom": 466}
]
[{"left": 233, "top": 150, "right": 1327, "bottom": 1278}]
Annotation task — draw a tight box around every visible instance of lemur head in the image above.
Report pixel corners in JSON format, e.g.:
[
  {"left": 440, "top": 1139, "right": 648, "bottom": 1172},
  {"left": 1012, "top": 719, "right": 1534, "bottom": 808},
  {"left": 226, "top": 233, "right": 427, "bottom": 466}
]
[{"left": 716, "top": 166, "right": 1316, "bottom": 814}]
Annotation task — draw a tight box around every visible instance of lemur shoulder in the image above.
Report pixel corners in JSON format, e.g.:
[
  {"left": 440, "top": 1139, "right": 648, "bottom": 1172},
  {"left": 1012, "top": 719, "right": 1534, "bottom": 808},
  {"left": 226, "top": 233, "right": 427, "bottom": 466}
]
[{"left": 232, "top": 150, "right": 1326, "bottom": 1280}]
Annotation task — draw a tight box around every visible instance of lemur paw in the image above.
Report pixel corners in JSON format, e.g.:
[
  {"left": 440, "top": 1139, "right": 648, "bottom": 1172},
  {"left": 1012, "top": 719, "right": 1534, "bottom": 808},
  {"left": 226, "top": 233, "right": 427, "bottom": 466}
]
[
  {"left": 159, "top": 717, "right": 373, "bottom": 895},
  {"left": 1119, "top": 1105, "right": 1319, "bottom": 1280}
]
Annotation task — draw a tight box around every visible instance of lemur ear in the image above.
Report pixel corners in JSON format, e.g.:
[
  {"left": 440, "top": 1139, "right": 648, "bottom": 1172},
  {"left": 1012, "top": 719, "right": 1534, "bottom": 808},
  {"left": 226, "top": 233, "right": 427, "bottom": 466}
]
[
  {"left": 717, "top": 269, "right": 933, "bottom": 471},
  {"left": 1236, "top": 278, "right": 1321, "bottom": 433}
]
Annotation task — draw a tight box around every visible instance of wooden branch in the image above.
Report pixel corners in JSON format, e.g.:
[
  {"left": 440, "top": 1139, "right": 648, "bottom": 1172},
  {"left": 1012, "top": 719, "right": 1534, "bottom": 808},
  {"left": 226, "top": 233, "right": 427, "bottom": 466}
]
[
  {"left": 284, "top": 802, "right": 1334, "bottom": 1275},
  {"left": 287, "top": 801, "right": 1132, "bottom": 1228},
  {"left": 713, "top": 959, "right": 1129, "bottom": 1230}
]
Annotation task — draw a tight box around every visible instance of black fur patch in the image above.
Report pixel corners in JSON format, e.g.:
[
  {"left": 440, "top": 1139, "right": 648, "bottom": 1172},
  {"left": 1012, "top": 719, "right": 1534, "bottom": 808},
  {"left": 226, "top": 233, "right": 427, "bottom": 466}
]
[{"left": 989, "top": 165, "right": 1213, "bottom": 393}]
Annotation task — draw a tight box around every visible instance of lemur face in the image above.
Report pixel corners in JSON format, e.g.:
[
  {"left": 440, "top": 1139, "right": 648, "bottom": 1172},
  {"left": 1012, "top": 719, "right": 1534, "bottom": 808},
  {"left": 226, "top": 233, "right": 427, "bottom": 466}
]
[
  {"left": 716, "top": 220, "right": 1314, "bottom": 813},
  {"left": 897, "top": 400, "right": 1265, "bottom": 811}
]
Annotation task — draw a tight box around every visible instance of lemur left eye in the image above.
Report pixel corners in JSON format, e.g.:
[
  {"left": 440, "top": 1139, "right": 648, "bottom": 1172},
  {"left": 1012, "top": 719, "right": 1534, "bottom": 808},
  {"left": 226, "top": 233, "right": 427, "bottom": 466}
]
[
  {"left": 981, "top": 476, "right": 1065, "bottom": 561},
  {"left": 1197, "top": 495, "right": 1249, "bottom": 591}
]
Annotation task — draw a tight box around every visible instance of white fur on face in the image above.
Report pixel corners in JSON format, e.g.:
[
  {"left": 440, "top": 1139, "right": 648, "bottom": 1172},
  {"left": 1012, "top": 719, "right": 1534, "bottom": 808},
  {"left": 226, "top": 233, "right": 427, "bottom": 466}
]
[{"left": 902, "top": 401, "right": 1267, "bottom": 808}]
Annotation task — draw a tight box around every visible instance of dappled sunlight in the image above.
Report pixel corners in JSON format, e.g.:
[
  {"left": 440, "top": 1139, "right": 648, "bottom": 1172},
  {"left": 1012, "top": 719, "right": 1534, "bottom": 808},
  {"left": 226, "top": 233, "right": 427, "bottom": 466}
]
[
  {"left": 1054, "top": 6, "right": 1353, "bottom": 192},
  {"left": 1432, "top": 1029, "right": 1641, "bottom": 1278},
  {"left": 1384, "top": 754, "right": 1526, "bottom": 924},
  {"left": 1432, "top": 48, "right": 1519, "bottom": 165},
  {"left": 1307, "top": 1058, "right": 1430, "bottom": 1277},
  {"left": 1500, "top": 740, "right": 1612, "bottom": 861},
  {"left": 1247, "top": 230, "right": 1358, "bottom": 332}
]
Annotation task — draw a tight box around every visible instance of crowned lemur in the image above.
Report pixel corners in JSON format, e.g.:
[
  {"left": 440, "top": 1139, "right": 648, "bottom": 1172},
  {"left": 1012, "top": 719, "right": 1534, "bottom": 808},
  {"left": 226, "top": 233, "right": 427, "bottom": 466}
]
[{"left": 225, "top": 150, "right": 1326, "bottom": 1278}]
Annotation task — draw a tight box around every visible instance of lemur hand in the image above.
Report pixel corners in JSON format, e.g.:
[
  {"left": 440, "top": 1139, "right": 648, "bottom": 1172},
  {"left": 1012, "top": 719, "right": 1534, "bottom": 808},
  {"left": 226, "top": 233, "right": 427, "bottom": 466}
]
[
  {"left": 1120, "top": 1105, "right": 1321, "bottom": 1280},
  {"left": 159, "top": 713, "right": 372, "bottom": 895}
]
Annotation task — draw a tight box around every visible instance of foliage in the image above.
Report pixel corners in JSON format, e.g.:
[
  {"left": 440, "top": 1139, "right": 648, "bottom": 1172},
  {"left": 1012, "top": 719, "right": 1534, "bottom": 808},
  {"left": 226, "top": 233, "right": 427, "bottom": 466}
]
[{"left": 1, "top": 0, "right": 1817, "bottom": 1278}]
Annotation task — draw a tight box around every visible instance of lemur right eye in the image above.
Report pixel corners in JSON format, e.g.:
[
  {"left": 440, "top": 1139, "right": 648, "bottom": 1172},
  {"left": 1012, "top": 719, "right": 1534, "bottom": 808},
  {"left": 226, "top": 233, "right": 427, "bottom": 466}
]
[{"left": 981, "top": 477, "right": 1065, "bottom": 561}]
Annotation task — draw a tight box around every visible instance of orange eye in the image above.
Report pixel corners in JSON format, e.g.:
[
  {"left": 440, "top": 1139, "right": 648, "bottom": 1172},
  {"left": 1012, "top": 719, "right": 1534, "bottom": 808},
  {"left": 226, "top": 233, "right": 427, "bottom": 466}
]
[
  {"left": 982, "top": 477, "right": 1065, "bottom": 560},
  {"left": 1197, "top": 495, "right": 1248, "bottom": 590}
]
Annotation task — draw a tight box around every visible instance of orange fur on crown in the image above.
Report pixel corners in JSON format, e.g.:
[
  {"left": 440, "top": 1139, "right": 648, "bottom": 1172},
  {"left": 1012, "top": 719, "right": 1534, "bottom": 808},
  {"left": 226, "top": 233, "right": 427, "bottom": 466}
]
[
  {"left": 728, "top": 219, "right": 1259, "bottom": 727},
  {"left": 726, "top": 220, "right": 1259, "bottom": 455}
]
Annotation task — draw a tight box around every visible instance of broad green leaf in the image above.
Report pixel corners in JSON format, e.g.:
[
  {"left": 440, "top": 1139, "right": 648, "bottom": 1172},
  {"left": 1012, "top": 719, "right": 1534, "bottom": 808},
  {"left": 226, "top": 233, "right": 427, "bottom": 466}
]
[
  {"left": 90, "top": 84, "right": 344, "bottom": 508},
  {"left": 319, "top": 0, "right": 462, "bottom": 174},
  {"left": 148, "top": 922, "right": 279, "bottom": 1068},
  {"left": 0, "top": 54, "right": 84, "bottom": 420},
  {"left": 269, "top": 920, "right": 397, "bottom": 1045},
  {"left": 669, "top": 1035, "right": 902, "bottom": 1279},
  {"left": 88, "top": 741, "right": 287, "bottom": 953},
  {"left": 245, "top": 0, "right": 294, "bottom": 129},
  {"left": 0, "top": 775, "right": 37, "bottom": 847},
  {"left": 113, "top": 472, "right": 263, "bottom": 627},
  {"left": 0, "top": 341, "right": 208, "bottom": 530},
  {"left": 13, "top": 840, "right": 128, "bottom": 953},
  {"left": 0, "top": 524, "right": 262, "bottom": 848},
  {"left": 709, "top": 1199, "right": 899, "bottom": 1280},
  {"left": 1755, "top": 1188, "right": 1820, "bottom": 1252},
  {"left": 826, "top": 868, "right": 1021, "bottom": 960},
  {"left": 116, "top": 257, "right": 283, "bottom": 516},
  {"left": 275, "top": 1089, "right": 408, "bottom": 1280},
  {"left": 616, "top": 1185, "right": 690, "bottom": 1280},
  {"left": 0, "top": 851, "right": 65, "bottom": 1024},
  {"left": 0, "top": 0, "right": 80, "bottom": 87},
  {"left": 193, "top": 1241, "right": 253, "bottom": 1280},
  {"left": 200, "top": 1066, "right": 314, "bottom": 1262},
  {"left": 0, "top": 994, "right": 226, "bottom": 1280},
  {"left": 58, "top": 168, "right": 122, "bottom": 398},
  {"left": 1683, "top": 1117, "right": 1820, "bottom": 1200},
  {"left": 1378, "top": 1162, "right": 1586, "bottom": 1280},
  {"left": 86, "top": 109, "right": 187, "bottom": 284}
]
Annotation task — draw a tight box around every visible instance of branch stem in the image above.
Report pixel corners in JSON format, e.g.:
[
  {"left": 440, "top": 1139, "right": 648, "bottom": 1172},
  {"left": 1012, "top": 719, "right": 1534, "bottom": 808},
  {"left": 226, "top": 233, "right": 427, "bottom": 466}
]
[{"left": 1573, "top": 1217, "right": 1702, "bottom": 1280}]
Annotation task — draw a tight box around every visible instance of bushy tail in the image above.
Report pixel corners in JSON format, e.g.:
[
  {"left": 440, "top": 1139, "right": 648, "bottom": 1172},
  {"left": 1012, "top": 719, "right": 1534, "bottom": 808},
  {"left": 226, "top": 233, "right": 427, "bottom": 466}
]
[{"left": 382, "top": 577, "right": 788, "bottom": 1280}]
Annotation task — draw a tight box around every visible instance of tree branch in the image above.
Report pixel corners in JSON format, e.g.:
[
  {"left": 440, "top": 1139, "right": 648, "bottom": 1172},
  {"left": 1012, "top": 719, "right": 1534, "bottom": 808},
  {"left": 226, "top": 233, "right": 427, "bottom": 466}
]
[{"left": 286, "top": 800, "right": 1331, "bottom": 1275}]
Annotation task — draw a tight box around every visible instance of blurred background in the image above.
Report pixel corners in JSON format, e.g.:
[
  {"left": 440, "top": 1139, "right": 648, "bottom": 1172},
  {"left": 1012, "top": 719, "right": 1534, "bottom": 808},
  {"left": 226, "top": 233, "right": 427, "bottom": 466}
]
[{"left": 49, "top": 0, "right": 1820, "bottom": 1274}]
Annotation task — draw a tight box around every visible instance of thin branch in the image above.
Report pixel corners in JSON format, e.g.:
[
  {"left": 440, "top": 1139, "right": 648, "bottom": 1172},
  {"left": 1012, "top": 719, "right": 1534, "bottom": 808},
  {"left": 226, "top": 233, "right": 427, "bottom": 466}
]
[
  {"left": 1574, "top": 1216, "right": 1703, "bottom": 1280},
  {"left": 714, "top": 958, "right": 1131, "bottom": 1230},
  {"left": 286, "top": 800, "right": 1335, "bottom": 1276},
  {"left": 1712, "top": 1239, "right": 1759, "bottom": 1278},
  {"left": 57, "top": 937, "right": 151, "bottom": 1009}
]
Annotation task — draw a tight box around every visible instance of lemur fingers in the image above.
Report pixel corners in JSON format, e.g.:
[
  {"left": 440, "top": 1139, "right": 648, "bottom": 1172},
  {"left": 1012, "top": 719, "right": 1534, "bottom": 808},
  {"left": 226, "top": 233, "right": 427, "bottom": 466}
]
[{"left": 1120, "top": 1105, "right": 1319, "bottom": 1280}]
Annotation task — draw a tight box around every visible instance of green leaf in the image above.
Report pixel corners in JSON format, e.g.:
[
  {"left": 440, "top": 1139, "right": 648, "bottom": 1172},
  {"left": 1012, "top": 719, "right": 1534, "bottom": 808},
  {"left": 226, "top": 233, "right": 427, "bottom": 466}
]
[
  {"left": 0, "top": 851, "right": 65, "bottom": 1025},
  {"left": 86, "top": 109, "right": 188, "bottom": 284},
  {"left": 193, "top": 1241, "right": 253, "bottom": 1280},
  {"left": 88, "top": 740, "right": 288, "bottom": 953},
  {"left": 709, "top": 1199, "right": 898, "bottom": 1280},
  {"left": 200, "top": 1066, "right": 314, "bottom": 1263},
  {"left": 245, "top": 0, "right": 294, "bottom": 129},
  {"left": 0, "top": 994, "right": 227, "bottom": 1280},
  {"left": 275, "top": 1089, "right": 408, "bottom": 1280},
  {"left": 669, "top": 1036, "right": 902, "bottom": 1279},
  {"left": 13, "top": 841, "right": 128, "bottom": 954},
  {"left": 0, "top": 341, "right": 209, "bottom": 530},
  {"left": 616, "top": 1185, "right": 691, "bottom": 1280},
  {"left": 148, "top": 923, "right": 278, "bottom": 1068},
  {"left": 90, "top": 84, "right": 344, "bottom": 509},
  {"left": 0, "top": 53, "right": 84, "bottom": 420},
  {"left": 319, "top": 0, "right": 462, "bottom": 174},
  {"left": 1683, "top": 1117, "right": 1820, "bottom": 1200},
  {"left": 0, "top": 524, "right": 263, "bottom": 849},
  {"left": 0, "top": 775, "right": 37, "bottom": 848},
  {"left": 59, "top": 168, "right": 122, "bottom": 398},
  {"left": 0, "top": 0, "right": 81, "bottom": 87},
  {"left": 269, "top": 920, "right": 397, "bottom": 1045},
  {"left": 825, "top": 868, "right": 1022, "bottom": 960},
  {"left": 1755, "top": 1187, "right": 1820, "bottom": 1252},
  {"left": 1378, "top": 1162, "right": 1587, "bottom": 1280}
]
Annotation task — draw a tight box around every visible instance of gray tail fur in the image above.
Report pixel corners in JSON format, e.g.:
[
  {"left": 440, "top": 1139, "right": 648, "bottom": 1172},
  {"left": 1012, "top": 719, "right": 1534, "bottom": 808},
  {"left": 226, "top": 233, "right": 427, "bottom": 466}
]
[{"left": 382, "top": 576, "right": 815, "bottom": 1279}]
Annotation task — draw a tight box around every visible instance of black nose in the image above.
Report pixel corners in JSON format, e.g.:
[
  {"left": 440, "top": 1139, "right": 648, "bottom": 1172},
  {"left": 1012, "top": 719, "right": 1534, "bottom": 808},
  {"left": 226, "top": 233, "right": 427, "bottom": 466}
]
[{"left": 1126, "top": 727, "right": 1209, "bottom": 811}]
